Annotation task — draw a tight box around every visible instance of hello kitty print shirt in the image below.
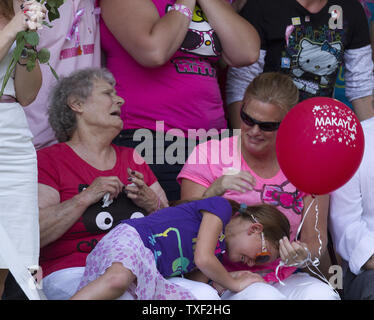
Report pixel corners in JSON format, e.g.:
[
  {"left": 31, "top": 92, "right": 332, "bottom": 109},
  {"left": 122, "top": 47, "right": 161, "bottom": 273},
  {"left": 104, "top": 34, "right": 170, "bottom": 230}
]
[{"left": 240, "top": 0, "right": 371, "bottom": 101}]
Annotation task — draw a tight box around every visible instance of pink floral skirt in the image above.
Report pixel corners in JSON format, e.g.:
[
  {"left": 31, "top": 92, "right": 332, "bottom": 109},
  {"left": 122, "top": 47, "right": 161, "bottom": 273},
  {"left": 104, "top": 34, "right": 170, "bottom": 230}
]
[{"left": 77, "top": 223, "right": 196, "bottom": 300}]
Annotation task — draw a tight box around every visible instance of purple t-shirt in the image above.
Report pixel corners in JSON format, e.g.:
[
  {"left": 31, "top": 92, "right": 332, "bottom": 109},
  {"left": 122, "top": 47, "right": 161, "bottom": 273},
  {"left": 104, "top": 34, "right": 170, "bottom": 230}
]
[{"left": 124, "top": 197, "right": 232, "bottom": 277}]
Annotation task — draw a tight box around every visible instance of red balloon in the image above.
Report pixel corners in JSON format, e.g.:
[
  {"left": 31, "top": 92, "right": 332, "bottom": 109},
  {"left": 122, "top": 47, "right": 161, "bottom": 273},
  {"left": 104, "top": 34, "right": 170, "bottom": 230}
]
[{"left": 276, "top": 97, "right": 364, "bottom": 195}]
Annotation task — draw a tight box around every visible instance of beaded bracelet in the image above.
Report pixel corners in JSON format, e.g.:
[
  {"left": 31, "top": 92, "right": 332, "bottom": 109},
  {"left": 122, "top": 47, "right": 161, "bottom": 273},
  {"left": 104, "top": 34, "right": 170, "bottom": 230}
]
[{"left": 169, "top": 4, "right": 193, "bottom": 20}]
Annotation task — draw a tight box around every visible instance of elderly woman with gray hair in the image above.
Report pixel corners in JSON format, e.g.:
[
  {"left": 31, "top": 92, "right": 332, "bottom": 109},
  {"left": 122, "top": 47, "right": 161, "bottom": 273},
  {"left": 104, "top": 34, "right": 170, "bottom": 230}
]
[{"left": 37, "top": 68, "right": 168, "bottom": 300}]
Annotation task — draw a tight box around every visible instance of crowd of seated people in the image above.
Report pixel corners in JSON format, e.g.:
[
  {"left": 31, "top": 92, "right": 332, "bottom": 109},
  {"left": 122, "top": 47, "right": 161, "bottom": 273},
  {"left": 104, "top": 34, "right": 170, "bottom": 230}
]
[{"left": 1, "top": 0, "right": 374, "bottom": 300}]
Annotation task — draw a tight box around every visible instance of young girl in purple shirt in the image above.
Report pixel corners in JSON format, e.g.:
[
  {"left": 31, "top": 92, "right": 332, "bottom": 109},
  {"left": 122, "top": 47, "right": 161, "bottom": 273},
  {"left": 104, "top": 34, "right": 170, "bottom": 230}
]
[{"left": 71, "top": 196, "right": 290, "bottom": 300}]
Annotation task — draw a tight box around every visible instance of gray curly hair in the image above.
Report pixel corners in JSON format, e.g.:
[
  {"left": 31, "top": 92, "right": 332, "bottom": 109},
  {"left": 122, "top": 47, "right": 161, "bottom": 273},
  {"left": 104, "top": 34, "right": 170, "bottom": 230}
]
[{"left": 48, "top": 68, "right": 116, "bottom": 142}]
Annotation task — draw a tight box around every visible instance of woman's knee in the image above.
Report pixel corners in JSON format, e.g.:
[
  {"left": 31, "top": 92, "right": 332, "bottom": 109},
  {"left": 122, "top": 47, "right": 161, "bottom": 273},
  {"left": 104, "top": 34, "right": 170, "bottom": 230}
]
[
  {"left": 279, "top": 273, "right": 340, "bottom": 300},
  {"left": 298, "top": 282, "right": 340, "bottom": 300}
]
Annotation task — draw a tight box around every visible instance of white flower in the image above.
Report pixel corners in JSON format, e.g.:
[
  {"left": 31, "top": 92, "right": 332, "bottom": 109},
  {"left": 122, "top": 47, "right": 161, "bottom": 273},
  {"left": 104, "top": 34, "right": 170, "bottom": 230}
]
[
  {"left": 26, "top": 20, "right": 38, "bottom": 30},
  {"left": 24, "top": 0, "right": 46, "bottom": 30}
]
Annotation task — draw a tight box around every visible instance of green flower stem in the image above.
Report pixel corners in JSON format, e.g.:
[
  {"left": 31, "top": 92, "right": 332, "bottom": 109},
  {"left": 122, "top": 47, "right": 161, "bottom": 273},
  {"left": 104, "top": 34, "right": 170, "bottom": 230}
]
[
  {"left": 0, "top": 58, "right": 15, "bottom": 96},
  {"left": 1, "top": 0, "right": 64, "bottom": 97},
  {"left": 0, "top": 38, "right": 25, "bottom": 96}
]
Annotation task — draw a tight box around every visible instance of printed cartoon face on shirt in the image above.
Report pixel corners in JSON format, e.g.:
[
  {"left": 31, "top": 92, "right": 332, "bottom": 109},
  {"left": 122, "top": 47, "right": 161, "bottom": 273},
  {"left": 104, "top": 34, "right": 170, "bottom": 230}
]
[
  {"left": 293, "top": 39, "right": 342, "bottom": 87},
  {"left": 78, "top": 184, "right": 147, "bottom": 234},
  {"left": 167, "top": 4, "right": 222, "bottom": 57},
  {"left": 281, "top": 23, "right": 344, "bottom": 100}
]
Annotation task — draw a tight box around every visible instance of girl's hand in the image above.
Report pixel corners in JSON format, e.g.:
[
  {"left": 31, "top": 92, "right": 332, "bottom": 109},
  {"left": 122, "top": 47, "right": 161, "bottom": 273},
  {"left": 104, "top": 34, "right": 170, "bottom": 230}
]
[
  {"left": 211, "top": 270, "right": 265, "bottom": 294},
  {"left": 279, "top": 237, "right": 309, "bottom": 267},
  {"left": 232, "top": 270, "right": 265, "bottom": 292},
  {"left": 124, "top": 168, "right": 159, "bottom": 213},
  {"left": 205, "top": 170, "right": 256, "bottom": 197}
]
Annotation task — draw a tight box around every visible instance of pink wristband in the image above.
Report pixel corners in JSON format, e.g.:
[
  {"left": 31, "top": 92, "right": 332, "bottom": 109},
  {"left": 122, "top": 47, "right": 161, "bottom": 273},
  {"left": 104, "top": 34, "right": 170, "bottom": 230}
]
[{"left": 169, "top": 4, "right": 193, "bottom": 20}]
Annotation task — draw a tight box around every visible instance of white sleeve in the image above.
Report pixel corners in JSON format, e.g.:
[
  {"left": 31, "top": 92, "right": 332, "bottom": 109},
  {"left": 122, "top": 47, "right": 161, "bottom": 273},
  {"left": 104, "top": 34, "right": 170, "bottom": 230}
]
[
  {"left": 225, "top": 49, "right": 266, "bottom": 105},
  {"left": 330, "top": 161, "right": 374, "bottom": 275},
  {"left": 344, "top": 44, "right": 374, "bottom": 102}
]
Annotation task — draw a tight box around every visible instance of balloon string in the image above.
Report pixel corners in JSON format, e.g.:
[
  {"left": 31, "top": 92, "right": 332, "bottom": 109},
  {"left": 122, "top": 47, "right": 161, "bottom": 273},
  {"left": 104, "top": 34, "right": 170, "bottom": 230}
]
[
  {"left": 296, "top": 197, "right": 322, "bottom": 262},
  {"left": 296, "top": 199, "right": 338, "bottom": 295},
  {"left": 305, "top": 202, "right": 339, "bottom": 296},
  {"left": 296, "top": 197, "right": 315, "bottom": 240},
  {"left": 314, "top": 199, "right": 322, "bottom": 259},
  {"left": 275, "top": 198, "right": 316, "bottom": 285},
  {"left": 276, "top": 197, "right": 335, "bottom": 292},
  {"left": 275, "top": 260, "right": 286, "bottom": 286}
]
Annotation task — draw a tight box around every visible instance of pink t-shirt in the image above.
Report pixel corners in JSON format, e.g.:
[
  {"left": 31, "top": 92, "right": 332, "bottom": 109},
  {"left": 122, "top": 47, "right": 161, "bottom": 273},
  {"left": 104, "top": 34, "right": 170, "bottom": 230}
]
[
  {"left": 37, "top": 143, "right": 157, "bottom": 277},
  {"left": 25, "top": 0, "right": 101, "bottom": 150},
  {"left": 100, "top": 0, "right": 227, "bottom": 136},
  {"left": 177, "top": 135, "right": 307, "bottom": 282}
]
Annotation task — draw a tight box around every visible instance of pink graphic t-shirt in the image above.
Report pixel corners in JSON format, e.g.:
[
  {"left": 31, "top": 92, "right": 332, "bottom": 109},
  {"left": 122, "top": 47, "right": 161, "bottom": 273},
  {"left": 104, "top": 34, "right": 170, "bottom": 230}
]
[
  {"left": 100, "top": 0, "right": 227, "bottom": 136},
  {"left": 177, "top": 135, "right": 307, "bottom": 282}
]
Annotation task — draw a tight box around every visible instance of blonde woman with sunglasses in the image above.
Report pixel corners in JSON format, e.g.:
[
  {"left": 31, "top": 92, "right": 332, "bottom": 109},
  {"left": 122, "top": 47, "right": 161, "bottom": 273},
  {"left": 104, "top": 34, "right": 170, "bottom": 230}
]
[{"left": 178, "top": 72, "right": 340, "bottom": 300}]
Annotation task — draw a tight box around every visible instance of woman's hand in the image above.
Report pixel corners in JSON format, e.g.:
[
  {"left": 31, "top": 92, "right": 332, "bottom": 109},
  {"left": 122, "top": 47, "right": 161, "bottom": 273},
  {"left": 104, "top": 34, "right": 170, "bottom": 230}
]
[
  {"left": 6, "top": 8, "right": 29, "bottom": 37},
  {"left": 9, "top": 1, "right": 46, "bottom": 35},
  {"left": 124, "top": 168, "right": 159, "bottom": 213},
  {"left": 76, "top": 176, "right": 124, "bottom": 207},
  {"left": 279, "top": 237, "right": 310, "bottom": 267},
  {"left": 204, "top": 171, "right": 256, "bottom": 197}
]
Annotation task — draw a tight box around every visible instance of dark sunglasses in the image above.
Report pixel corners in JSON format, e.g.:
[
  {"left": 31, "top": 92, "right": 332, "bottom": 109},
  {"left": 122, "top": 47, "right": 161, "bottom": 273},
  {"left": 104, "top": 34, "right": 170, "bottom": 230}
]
[{"left": 240, "top": 107, "right": 281, "bottom": 132}]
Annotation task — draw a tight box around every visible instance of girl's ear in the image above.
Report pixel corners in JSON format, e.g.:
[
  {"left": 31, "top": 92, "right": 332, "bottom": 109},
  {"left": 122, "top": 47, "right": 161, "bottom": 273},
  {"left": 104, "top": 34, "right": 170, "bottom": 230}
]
[
  {"left": 248, "top": 222, "right": 263, "bottom": 235},
  {"left": 67, "top": 95, "right": 84, "bottom": 113}
]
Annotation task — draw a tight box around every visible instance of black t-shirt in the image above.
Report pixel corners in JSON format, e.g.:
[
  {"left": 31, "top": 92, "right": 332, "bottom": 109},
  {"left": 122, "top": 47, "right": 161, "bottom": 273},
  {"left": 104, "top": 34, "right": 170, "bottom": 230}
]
[{"left": 241, "top": 0, "right": 370, "bottom": 100}]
